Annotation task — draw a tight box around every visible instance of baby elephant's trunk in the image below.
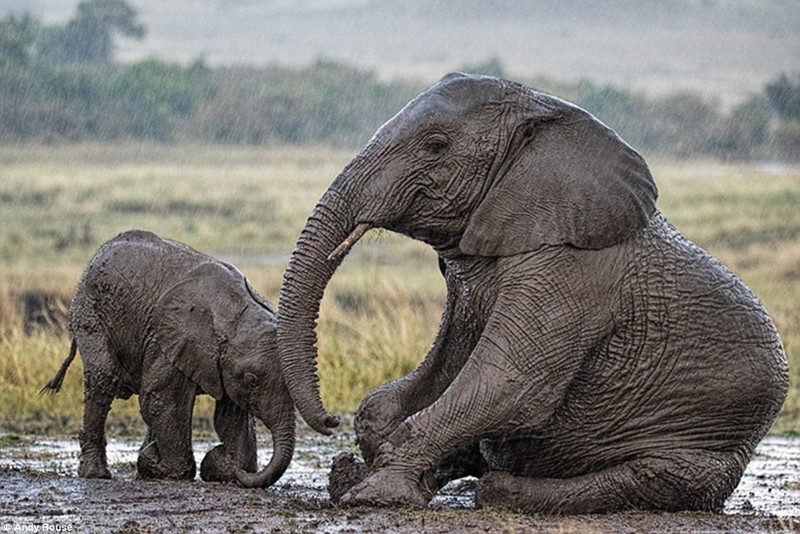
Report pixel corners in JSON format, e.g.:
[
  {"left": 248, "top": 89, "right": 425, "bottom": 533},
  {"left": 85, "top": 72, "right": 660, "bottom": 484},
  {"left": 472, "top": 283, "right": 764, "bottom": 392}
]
[
  {"left": 41, "top": 339, "right": 78, "bottom": 395},
  {"left": 236, "top": 396, "right": 296, "bottom": 488}
]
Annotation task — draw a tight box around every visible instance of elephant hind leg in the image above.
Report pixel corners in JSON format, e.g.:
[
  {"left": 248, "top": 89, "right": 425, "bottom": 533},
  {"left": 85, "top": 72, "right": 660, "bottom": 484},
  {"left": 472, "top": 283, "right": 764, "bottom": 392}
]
[
  {"left": 75, "top": 331, "right": 116, "bottom": 479},
  {"left": 475, "top": 449, "right": 746, "bottom": 515},
  {"left": 78, "top": 394, "right": 113, "bottom": 479}
]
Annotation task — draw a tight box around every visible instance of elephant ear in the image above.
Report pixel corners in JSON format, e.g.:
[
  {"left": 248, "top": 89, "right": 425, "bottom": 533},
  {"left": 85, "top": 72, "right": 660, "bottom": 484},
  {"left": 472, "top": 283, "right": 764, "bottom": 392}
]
[
  {"left": 460, "top": 95, "right": 657, "bottom": 256},
  {"left": 153, "top": 261, "right": 247, "bottom": 400}
]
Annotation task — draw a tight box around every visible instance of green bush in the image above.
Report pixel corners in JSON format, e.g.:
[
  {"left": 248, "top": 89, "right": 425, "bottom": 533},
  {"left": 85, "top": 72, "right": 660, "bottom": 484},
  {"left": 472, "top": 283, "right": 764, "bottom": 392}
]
[{"left": 197, "top": 60, "right": 422, "bottom": 145}]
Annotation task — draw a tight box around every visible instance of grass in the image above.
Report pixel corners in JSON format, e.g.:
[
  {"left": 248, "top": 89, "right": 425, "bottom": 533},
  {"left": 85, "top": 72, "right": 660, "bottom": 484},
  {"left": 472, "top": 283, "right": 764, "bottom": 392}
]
[{"left": 0, "top": 144, "right": 797, "bottom": 437}]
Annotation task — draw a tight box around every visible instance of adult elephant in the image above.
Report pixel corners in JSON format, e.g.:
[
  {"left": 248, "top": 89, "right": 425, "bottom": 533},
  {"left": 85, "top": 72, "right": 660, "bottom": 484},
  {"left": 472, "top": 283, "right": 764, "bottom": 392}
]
[
  {"left": 44, "top": 230, "right": 294, "bottom": 488},
  {"left": 278, "top": 73, "right": 788, "bottom": 513}
]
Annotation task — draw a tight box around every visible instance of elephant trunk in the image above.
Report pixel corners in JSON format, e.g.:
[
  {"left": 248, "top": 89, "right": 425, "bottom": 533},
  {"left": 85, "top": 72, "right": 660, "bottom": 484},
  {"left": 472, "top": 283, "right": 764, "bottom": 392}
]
[
  {"left": 236, "top": 395, "right": 296, "bottom": 488},
  {"left": 278, "top": 185, "right": 362, "bottom": 435}
]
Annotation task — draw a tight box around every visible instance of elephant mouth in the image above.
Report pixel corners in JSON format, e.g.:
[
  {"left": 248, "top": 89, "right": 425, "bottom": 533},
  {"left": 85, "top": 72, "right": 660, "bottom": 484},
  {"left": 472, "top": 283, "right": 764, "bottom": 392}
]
[
  {"left": 327, "top": 220, "right": 461, "bottom": 261},
  {"left": 327, "top": 222, "right": 372, "bottom": 262}
]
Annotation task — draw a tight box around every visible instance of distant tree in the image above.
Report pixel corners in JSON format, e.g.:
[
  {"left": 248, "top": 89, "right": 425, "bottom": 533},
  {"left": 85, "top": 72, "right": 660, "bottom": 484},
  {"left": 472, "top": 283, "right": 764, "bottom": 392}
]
[
  {"left": 765, "top": 73, "right": 800, "bottom": 122},
  {"left": 112, "top": 58, "right": 214, "bottom": 140},
  {"left": 762, "top": 73, "right": 800, "bottom": 160},
  {"left": 0, "top": 13, "right": 39, "bottom": 71},
  {"left": 714, "top": 95, "right": 772, "bottom": 157},
  {"left": 37, "top": 0, "right": 145, "bottom": 66}
]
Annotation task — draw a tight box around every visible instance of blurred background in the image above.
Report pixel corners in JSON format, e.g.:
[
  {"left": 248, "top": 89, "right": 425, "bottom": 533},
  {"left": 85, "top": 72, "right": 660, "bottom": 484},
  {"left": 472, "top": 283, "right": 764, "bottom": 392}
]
[{"left": 1, "top": 0, "right": 798, "bottom": 157}]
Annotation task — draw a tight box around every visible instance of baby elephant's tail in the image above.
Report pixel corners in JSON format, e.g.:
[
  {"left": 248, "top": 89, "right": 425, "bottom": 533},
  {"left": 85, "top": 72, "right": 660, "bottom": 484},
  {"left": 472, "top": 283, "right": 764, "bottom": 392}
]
[{"left": 40, "top": 339, "right": 78, "bottom": 395}]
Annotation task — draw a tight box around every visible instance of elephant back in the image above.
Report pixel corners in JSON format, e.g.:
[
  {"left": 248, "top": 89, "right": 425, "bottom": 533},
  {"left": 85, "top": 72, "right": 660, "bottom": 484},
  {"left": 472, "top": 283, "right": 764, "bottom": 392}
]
[
  {"left": 627, "top": 213, "right": 788, "bottom": 441},
  {"left": 72, "top": 230, "right": 214, "bottom": 365}
]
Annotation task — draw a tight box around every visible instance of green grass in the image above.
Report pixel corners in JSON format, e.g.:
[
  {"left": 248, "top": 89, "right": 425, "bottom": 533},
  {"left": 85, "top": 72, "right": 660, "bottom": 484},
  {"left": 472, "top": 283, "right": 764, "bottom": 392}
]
[{"left": 0, "top": 144, "right": 797, "bottom": 436}]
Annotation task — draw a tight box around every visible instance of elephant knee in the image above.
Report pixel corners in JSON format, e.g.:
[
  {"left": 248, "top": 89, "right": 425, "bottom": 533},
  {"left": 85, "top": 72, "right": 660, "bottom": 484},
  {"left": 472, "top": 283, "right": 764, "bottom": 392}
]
[{"left": 354, "top": 390, "right": 406, "bottom": 465}]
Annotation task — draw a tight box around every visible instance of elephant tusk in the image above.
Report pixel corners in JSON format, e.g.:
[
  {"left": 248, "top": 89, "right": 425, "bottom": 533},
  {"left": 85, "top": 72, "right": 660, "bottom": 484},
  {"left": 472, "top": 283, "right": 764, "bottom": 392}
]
[{"left": 327, "top": 223, "right": 371, "bottom": 262}]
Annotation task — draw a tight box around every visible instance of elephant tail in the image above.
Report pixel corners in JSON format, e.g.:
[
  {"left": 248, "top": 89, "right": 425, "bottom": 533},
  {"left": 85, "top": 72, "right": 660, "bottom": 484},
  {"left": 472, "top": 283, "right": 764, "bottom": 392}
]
[{"left": 40, "top": 339, "right": 78, "bottom": 395}]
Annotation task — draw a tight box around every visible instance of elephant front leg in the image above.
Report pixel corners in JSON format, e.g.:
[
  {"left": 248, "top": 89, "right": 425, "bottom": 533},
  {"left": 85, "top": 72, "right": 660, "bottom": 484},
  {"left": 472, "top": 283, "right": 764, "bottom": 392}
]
[
  {"left": 200, "top": 397, "right": 257, "bottom": 483},
  {"left": 341, "top": 300, "right": 587, "bottom": 508},
  {"left": 339, "top": 286, "right": 482, "bottom": 502},
  {"left": 137, "top": 368, "right": 197, "bottom": 480},
  {"left": 340, "top": 351, "right": 523, "bottom": 508},
  {"left": 327, "top": 444, "right": 484, "bottom": 504},
  {"left": 355, "top": 273, "right": 481, "bottom": 467}
]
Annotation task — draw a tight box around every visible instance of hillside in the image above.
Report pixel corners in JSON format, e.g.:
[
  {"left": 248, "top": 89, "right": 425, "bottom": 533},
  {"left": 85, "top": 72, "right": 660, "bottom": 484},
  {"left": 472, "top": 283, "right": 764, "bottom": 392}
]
[{"left": 3, "top": 0, "right": 799, "bottom": 105}]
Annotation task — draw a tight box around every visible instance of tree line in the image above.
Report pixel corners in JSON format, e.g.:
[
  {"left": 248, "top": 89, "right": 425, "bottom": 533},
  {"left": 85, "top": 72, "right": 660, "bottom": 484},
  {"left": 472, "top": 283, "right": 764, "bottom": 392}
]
[{"left": 0, "top": 1, "right": 798, "bottom": 160}]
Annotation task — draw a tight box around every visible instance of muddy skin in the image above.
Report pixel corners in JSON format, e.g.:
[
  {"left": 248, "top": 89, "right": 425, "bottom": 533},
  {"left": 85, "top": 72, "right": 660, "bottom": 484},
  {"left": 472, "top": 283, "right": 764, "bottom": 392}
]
[
  {"left": 42, "top": 230, "right": 295, "bottom": 488},
  {"left": 1, "top": 430, "right": 798, "bottom": 532}
]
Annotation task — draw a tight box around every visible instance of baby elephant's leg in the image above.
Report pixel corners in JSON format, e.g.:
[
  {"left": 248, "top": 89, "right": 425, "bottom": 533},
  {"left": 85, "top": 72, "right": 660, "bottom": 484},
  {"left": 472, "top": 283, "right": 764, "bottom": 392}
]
[
  {"left": 137, "top": 366, "right": 197, "bottom": 480},
  {"left": 76, "top": 333, "right": 115, "bottom": 479},
  {"left": 200, "top": 397, "right": 257, "bottom": 482},
  {"left": 475, "top": 449, "right": 746, "bottom": 514},
  {"left": 78, "top": 391, "right": 113, "bottom": 479}
]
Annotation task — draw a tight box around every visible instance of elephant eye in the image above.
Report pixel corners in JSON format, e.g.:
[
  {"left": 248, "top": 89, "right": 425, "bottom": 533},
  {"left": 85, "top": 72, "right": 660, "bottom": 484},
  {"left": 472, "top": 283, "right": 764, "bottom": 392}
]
[
  {"left": 244, "top": 372, "right": 259, "bottom": 388},
  {"left": 421, "top": 134, "right": 450, "bottom": 155}
]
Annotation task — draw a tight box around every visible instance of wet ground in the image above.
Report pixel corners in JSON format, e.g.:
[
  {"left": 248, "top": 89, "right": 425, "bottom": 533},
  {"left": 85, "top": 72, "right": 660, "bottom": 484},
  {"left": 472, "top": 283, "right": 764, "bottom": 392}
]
[{"left": 1, "top": 428, "right": 798, "bottom": 533}]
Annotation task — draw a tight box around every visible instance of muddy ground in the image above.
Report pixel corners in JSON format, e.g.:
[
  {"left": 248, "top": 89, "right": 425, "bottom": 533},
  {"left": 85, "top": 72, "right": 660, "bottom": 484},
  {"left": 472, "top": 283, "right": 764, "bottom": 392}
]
[{"left": 1, "top": 425, "right": 798, "bottom": 533}]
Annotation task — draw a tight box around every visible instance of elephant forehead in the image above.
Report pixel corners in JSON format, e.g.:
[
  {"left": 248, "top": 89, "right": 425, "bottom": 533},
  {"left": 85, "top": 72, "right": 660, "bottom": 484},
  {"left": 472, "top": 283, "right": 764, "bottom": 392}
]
[
  {"left": 376, "top": 93, "right": 456, "bottom": 139},
  {"left": 382, "top": 77, "right": 501, "bottom": 129}
]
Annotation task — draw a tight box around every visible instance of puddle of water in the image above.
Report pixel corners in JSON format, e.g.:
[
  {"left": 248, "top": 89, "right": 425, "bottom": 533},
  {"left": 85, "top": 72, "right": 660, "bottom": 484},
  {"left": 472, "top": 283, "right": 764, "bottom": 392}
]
[
  {"left": 723, "top": 436, "right": 800, "bottom": 516},
  {"left": 1, "top": 434, "right": 798, "bottom": 516}
]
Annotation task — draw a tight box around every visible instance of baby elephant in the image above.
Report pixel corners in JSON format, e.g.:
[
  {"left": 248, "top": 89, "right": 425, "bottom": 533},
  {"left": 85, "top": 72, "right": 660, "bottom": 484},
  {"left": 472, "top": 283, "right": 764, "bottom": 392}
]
[{"left": 43, "top": 230, "right": 295, "bottom": 487}]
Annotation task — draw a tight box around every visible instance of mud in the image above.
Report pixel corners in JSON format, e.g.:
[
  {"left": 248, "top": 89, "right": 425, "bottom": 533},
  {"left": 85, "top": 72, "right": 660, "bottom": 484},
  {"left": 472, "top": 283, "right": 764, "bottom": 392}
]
[{"left": 1, "top": 429, "right": 798, "bottom": 533}]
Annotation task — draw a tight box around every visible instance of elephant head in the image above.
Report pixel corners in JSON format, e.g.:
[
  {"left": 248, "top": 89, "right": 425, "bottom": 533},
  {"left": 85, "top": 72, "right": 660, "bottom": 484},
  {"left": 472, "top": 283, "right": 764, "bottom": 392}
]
[
  {"left": 278, "top": 72, "right": 657, "bottom": 434},
  {"left": 154, "top": 261, "right": 295, "bottom": 487}
]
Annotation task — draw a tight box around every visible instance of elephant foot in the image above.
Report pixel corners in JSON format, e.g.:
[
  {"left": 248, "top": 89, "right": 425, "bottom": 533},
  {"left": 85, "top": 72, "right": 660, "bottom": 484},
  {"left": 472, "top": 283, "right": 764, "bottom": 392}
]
[
  {"left": 339, "top": 468, "right": 433, "bottom": 509},
  {"left": 475, "top": 471, "right": 524, "bottom": 512},
  {"left": 200, "top": 445, "right": 239, "bottom": 483},
  {"left": 136, "top": 443, "right": 195, "bottom": 481},
  {"left": 137, "top": 459, "right": 196, "bottom": 481},
  {"left": 328, "top": 452, "right": 369, "bottom": 503},
  {"left": 78, "top": 458, "right": 111, "bottom": 479}
]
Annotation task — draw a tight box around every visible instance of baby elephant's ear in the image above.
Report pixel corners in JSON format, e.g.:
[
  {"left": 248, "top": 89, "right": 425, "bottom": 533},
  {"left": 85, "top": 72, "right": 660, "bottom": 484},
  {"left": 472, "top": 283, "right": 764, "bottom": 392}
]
[
  {"left": 460, "top": 98, "right": 657, "bottom": 256},
  {"left": 153, "top": 262, "right": 246, "bottom": 400}
]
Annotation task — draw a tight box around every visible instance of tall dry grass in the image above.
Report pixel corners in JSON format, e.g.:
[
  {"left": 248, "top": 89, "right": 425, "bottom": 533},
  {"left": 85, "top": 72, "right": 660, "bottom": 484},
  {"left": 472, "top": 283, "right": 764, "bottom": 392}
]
[{"left": 0, "top": 144, "right": 797, "bottom": 436}]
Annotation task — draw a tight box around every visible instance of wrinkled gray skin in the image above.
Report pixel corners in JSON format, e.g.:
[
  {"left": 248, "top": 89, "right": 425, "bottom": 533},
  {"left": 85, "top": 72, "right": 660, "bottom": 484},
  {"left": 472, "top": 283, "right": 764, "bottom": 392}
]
[
  {"left": 43, "top": 230, "right": 295, "bottom": 488},
  {"left": 279, "top": 73, "right": 788, "bottom": 514}
]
